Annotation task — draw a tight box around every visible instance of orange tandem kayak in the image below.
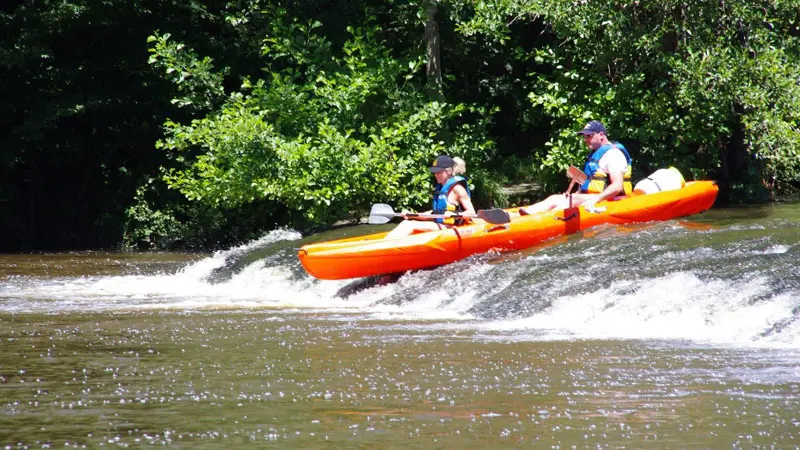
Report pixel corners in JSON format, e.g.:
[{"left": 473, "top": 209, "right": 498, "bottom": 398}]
[{"left": 298, "top": 181, "right": 719, "bottom": 280}]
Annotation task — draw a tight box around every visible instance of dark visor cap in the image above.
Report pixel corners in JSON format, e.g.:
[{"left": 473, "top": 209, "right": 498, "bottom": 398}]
[
  {"left": 576, "top": 120, "right": 607, "bottom": 135},
  {"left": 430, "top": 155, "right": 455, "bottom": 173}
]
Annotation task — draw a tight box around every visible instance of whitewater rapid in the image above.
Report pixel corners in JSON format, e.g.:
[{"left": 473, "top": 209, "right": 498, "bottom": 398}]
[{"left": 2, "top": 205, "right": 799, "bottom": 348}]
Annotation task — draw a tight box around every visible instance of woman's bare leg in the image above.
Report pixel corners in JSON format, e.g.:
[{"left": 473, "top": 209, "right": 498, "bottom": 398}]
[
  {"left": 519, "top": 194, "right": 568, "bottom": 215},
  {"left": 384, "top": 220, "right": 443, "bottom": 239},
  {"left": 519, "top": 193, "right": 595, "bottom": 215}
]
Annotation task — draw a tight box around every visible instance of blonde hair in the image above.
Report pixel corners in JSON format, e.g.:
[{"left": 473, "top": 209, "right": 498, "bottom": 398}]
[{"left": 452, "top": 157, "right": 466, "bottom": 176}]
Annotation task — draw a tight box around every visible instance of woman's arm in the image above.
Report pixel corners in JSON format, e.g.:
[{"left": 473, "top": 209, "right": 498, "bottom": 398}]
[{"left": 451, "top": 184, "right": 475, "bottom": 215}]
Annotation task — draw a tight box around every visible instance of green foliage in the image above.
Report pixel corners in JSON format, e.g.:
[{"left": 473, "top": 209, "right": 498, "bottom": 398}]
[
  {"left": 123, "top": 176, "right": 294, "bottom": 250},
  {"left": 147, "top": 33, "right": 228, "bottom": 111},
  {"left": 6, "top": 0, "right": 800, "bottom": 251},
  {"left": 0, "top": 0, "right": 224, "bottom": 250},
  {"left": 449, "top": 0, "right": 800, "bottom": 195},
  {"left": 123, "top": 182, "right": 186, "bottom": 249},
  {"left": 151, "top": 14, "right": 496, "bottom": 228}
]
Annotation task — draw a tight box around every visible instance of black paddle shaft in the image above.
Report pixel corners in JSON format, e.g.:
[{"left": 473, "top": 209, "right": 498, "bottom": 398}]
[{"left": 369, "top": 203, "right": 510, "bottom": 225}]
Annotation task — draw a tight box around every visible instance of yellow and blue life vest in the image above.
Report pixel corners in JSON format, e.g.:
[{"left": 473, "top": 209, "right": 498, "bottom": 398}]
[
  {"left": 580, "top": 143, "right": 633, "bottom": 195},
  {"left": 432, "top": 176, "right": 470, "bottom": 224}
]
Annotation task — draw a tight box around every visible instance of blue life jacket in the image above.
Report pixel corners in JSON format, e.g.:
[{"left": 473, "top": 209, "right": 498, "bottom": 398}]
[
  {"left": 432, "top": 176, "right": 470, "bottom": 224},
  {"left": 581, "top": 143, "right": 633, "bottom": 195}
]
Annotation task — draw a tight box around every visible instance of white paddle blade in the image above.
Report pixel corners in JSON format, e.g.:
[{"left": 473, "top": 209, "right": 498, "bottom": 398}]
[
  {"left": 368, "top": 203, "right": 398, "bottom": 224},
  {"left": 368, "top": 215, "right": 393, "bottom": 224},
  {"left": 370, "top": 203, "right": 395, "bottom": 216}
]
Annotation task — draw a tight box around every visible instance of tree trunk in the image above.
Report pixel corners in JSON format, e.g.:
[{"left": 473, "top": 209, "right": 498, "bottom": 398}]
[
  {"left": 718, "top": 103, "right": 757, "bottom": 201},
  {"left": 424, "top": 3, "right": 443, "bottom": 99}
]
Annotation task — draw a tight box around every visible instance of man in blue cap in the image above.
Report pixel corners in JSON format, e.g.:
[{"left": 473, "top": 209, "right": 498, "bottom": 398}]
[{"left": 519, "top": 120, "right": 632, "bottom": 214}]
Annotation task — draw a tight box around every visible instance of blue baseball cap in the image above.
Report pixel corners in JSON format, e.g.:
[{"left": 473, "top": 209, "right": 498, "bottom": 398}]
[
  {"left": 576, "top": 120, "right": 607, "bottom": 135},
  {"left": 430, "top": 155, "right": 455, "bottom": 173}
]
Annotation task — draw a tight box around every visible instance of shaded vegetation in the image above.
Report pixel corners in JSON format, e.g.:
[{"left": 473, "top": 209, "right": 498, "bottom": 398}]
[{"left": 1, "top": 0, "right": 798, "bottom": 251}]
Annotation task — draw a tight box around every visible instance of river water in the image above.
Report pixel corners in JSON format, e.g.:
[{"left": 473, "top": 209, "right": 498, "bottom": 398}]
[{"left": 1, "top": 204, "right": 799, "bottom": 448}]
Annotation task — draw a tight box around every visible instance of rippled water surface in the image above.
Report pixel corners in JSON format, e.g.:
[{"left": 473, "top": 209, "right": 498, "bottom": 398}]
[{"left": 1, "top": 203, "right": 799, "bottom": 448}]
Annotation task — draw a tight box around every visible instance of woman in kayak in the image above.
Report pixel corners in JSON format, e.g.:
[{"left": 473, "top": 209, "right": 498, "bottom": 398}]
[
  {"left": 519, "top": 120, "right": 632, "bottom": 215},
  {"left": 384, "top": 155, "right": 475, "bottom": 239}
]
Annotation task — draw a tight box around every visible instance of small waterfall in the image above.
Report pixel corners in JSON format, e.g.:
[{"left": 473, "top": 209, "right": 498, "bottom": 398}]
[{"left": 1, "top": 205, "right": 798, "bottom": 348}]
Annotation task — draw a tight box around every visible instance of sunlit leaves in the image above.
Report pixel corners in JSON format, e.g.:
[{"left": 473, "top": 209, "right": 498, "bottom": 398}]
[
  {"left": 152, "top": 14, "right": 495, "bottom": 226},
  {"left": 147, "top": 33, "right": 228, "bottom": 111},
  {"left": 469, "top": 0, "right": 800, "bottom": 191}
]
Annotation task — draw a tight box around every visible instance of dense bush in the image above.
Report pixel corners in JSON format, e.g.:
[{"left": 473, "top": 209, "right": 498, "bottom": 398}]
[
  {"left": 459, "top": 1, "right": 800, "bottom": 198},
  {"left": 2, "top": 1, "right": 798, "bottom": 250},
  {"left": 147, "top": 14, "right": 496, "bottom": 230}
]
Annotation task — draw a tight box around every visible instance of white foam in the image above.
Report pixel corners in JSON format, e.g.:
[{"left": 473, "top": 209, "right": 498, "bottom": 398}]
[
  {"left": 2, "top": 228, "right": 798, "bottom": 349},
  {"left": 758, "top": 245, "right": 790, "bottom": 255},
  {"left": 475, "top": 272, "right": 800, "bottom": 347}
]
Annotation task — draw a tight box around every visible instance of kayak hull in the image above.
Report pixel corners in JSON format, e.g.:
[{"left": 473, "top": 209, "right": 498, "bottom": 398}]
[{"left": 298, "top": 181, "right": 719, "bottom": 280}]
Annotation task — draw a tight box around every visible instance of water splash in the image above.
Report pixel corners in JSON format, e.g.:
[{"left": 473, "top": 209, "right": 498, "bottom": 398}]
[{"left": 1, "top": 206, "right": 799, "bottom": 348}]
